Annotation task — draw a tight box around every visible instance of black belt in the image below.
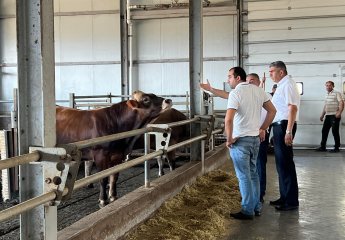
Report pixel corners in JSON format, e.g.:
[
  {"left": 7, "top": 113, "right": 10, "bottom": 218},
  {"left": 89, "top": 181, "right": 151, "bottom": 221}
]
[{"left": 271, "top": 120, "right": 288, "bottom": 126}]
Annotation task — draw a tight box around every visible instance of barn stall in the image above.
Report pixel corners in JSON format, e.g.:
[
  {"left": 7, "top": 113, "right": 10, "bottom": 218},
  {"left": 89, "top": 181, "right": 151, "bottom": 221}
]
[{"left": 1, "top": 0, "right": 345, "bottom": 239}]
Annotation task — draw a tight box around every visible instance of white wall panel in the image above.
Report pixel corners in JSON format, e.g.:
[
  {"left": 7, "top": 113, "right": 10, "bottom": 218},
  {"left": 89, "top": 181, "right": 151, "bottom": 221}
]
[
  {"left": 0, "top": 18, "right": 16, "bottom": 63},
  {"left": 244, "top": 0, "right": 345, "bottom": 147},
  {"left": 161, "top": 19, "right": 189, "bottom": 59},
  {"left": 93, "top": 15, "right": 120, "bottom": 61},
  {"left": 0, "top": 0, "right": 15, "bottom": 15},
  {"left": 136, "top": 63, "right": 164, "bottom": 93},
  {"left": 160, "top": 63, "right": 189, "bottom": 95},
  {"left": 59, "top": 16, "right": 93, "bottom": 62},
  {"left": 0, "top": 67, "right": 17, "bottom": 99},
  {"left": 248, "top": 0, "right": 345, "bottom": 11},
  {"left": 92, "top": 0, "right": 118, "bottom": 11},
  {"left": 58, "top": 0, "right": 92, "bottom": 12},
  {"left": 204, "top": 60, "right": 237, "bottom": 110},
  {"left": 248, "top": 40, "right": 345, "bottom": 55},
  {"left": 248, "top": 17, "right": 345, "bottom": 31},
  {"left": 204, "top": 16, "right": 236, "bottom": 58},
  {"left": 135, "top": 20, "right": 162, "bottom": 60},
  {"left": 55, "top": 65, "right": 120, "bottom": 100},
  {"left": 247, "top": 26, "right": 345, "bottom": 42}
]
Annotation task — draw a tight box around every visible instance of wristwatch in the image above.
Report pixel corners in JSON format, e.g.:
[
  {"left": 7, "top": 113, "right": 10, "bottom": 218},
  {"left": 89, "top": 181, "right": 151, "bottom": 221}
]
[{"left": 286, "top": 130, "right": 292, "bottom": 135}]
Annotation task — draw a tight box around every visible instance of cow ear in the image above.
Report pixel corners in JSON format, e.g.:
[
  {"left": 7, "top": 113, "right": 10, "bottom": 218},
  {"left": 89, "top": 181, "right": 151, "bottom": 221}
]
[{"left": 126, "top": 100, "right": 139, "bottom": 109}]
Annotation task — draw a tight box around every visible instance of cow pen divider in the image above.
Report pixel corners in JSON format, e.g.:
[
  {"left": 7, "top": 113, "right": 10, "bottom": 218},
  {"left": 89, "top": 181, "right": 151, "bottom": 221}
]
[
  {"left": 0, "top": 115, "right": 222, "bottom": 239},
  {"left": 69, "top": 92, "right": 191, "bottom": 117}
]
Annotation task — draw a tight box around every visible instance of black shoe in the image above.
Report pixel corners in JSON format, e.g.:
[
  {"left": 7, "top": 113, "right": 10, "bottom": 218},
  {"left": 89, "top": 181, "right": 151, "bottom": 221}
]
[
  {"left": 329, "top": 148, "right": 340, "bottom": 153},
  {"left": 255, "top": 210, "right": 261, "bottom": 216},
  {"left": 275, "top": 205, "right": 299, "bottom": 211},
  {"left": 315, "top": 147, "right": 327, "bottom": 152},
  {"left": 269, "top": 198, "right": 284, "bottom": 206},
  {"left": 230, "top": 211, "right": 254, "bottom": 220}
]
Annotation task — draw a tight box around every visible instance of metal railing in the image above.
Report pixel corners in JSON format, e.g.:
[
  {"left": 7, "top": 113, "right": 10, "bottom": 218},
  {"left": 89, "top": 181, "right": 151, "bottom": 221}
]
[
  {"left": 0, "top": 116, "right": 221, "bottom": 225},
  {"left": 69, "top": 92, "right": 191, "bottom": 117}
]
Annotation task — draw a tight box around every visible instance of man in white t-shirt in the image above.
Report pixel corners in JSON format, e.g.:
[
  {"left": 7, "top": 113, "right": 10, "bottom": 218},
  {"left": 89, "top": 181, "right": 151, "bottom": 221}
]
[
  {"left": 225, "top": 67, "right": 276, "bottom": 220},
  {"left": 201, "top": 73, "right": 273, "bottom": 204}
]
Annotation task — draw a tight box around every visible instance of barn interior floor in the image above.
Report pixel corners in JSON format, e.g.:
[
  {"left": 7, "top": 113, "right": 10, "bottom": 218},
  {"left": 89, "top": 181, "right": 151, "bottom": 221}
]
[{"left": 220, "top": 149, "right": 345, "bottom": 240}]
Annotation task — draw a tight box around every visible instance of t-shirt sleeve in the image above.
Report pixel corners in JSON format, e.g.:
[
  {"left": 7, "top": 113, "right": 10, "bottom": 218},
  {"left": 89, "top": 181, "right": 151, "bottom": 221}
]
[
  {"left": 227, "top": 90, "right": 240, "bottom": 110},
  {"left": 285, "top": 83, "right": 300, "bottom": 106}
]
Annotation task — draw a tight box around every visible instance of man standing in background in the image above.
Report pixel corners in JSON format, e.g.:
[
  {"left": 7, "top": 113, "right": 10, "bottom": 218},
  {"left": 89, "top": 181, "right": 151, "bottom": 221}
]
[{"left": 316, "top": 81, "right": 344, "bottom": 153}]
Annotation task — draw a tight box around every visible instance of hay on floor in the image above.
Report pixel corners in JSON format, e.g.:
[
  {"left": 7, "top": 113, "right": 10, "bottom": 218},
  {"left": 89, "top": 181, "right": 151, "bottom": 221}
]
[{"left": 125, "top": 169, "right": 240, "bottom": 240}]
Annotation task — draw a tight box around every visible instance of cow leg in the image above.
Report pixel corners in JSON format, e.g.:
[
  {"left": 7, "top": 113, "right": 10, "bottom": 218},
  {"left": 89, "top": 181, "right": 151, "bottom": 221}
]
[
  {"left": 84, "top": 160, "right": 94, "bottom": 188},
  {"left": 166, "top": 151, "right": 176, "bottom": 172},
  {"left": 157, "top": 156, "right": 164, "bottom": 177},
  {"left": 108, "top": 173, "right": 119, "bottom": 203},
  {"left": 98, "top": 177, "right": 109, "bottom": 208}
]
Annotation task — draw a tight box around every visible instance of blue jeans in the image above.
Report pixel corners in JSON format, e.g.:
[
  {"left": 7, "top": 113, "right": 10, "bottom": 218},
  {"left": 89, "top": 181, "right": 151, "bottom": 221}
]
[
  {"left": 230, "top": 136, "right": 261, "bottom": 215},
  {"left": 272, "top": 121, "right": 299, "bottom": 206}
]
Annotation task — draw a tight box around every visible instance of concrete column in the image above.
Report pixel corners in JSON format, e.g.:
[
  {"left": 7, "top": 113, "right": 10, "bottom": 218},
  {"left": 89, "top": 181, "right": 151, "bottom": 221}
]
[
  {"left": 16, "top": 0, "right": 56, "bottom": 239},
  {"left": 189, "top": 1, "right": 203, "bottom": 161}
]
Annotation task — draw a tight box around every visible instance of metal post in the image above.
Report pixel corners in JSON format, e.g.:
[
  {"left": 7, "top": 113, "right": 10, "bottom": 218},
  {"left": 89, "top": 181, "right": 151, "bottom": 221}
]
[
  {"left": 69, "top": 93, "right": 75, "bottom": 108},
  {"left": 144, "top": 133, "right": 150, "bottom": 187},
  {"left": 120, "top": 0, "right": 129, "bottom": 100},
  {"left": 201, "top": 140, "right": 205, "bottom": 174},
  {"left": 189, "top": 1, "right": 203, "bottom": 161},
  {"left": 16, "top": 0, "right": 56, "bottom": 239}
]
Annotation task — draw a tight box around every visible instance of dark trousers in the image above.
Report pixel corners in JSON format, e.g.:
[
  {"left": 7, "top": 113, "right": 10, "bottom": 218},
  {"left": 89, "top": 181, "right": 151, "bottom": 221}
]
[
  {"left": 257, "top": 128, "right": 271, "bottom": 199},
  {"left": 321, "top": 115, "right": 341, "bottom": 149},
  {"left": 272, "top": 120, "right": 299, "bottom": 206}
]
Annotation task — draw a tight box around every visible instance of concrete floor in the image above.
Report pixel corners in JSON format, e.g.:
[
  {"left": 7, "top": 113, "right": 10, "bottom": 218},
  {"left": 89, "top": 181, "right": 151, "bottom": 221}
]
[{"left": 222, "top": 149, "right": 345, "bottom": 240}]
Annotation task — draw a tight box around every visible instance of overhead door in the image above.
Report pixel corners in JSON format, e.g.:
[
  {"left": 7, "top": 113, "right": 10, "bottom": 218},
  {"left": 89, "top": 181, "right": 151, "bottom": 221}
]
[{"left": 243, "top": 0, "right": 345, "bottom": 147}]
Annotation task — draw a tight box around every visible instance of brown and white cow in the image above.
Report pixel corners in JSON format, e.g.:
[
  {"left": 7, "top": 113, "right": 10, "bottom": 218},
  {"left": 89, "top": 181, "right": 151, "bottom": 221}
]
[{"left": 56, "top": 92, "right": 171, "bottom": 207}]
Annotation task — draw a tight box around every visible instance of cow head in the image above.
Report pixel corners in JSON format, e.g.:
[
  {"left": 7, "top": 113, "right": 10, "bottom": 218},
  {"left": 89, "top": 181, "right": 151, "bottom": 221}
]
[{"left": 130, "top": 91, "right": 172, "bottom": 117}]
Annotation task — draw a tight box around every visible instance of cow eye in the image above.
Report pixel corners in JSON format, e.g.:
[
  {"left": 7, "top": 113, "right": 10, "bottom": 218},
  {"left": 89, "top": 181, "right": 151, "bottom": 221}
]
[{"left": 142, "top": 96, "right": 151, "bottom": 105}]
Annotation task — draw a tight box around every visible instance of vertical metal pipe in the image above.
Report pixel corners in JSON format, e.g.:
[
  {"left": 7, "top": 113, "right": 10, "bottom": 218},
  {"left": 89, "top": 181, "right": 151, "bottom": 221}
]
[
  {"left": 120, "top": 0, "right": 129, "bottom": 99},
  {"left": 201, "top": 140, "right": 205, "bottom": 174},
  {"left": 69, "top": 93, "right": 75, "bottom": 108},
  {"left": 127, "top": 0, "right": 133, "bottom": 94},
  {"left": 144, "top": 133, "right": 150, "bottom": 187},
  {"left": 237, "top": 0, "right": 243, "bottom": 67}
]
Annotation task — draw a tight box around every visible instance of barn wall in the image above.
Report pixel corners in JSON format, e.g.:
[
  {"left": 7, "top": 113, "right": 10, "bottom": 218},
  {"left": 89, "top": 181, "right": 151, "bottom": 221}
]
[
  {"left": 243, "top": 0, "right": 345, "bottom": 146},
  {"left": 0, "top": 0, "right": 237, "bottom": 115}
]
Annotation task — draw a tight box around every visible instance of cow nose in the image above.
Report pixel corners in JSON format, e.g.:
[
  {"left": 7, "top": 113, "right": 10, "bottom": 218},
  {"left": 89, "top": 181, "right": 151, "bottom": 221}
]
[{"left": 165, "top": 99, "right": 172, "bottom": 104}]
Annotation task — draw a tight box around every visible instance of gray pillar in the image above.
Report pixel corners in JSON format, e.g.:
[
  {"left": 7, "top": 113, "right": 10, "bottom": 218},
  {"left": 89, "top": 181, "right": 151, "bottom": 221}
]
[
  {"left": 189, "top": 1, "right": 203, "bottom": 161},
  {"left": 120, "top": 0, "right": 129, "bottom": 99},
  {"left": 237, "top": 0, "right": 243, "bottom": 67},
  {"left": 16, "top": 0, "right": 56, "bottom": 239}
]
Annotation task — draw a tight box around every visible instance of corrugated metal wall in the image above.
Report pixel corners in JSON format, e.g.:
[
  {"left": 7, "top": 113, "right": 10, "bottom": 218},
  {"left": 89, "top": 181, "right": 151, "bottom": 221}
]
[
  {"left": 0, "top": 0, "right": 237, "bottom": 111},
  {"left": 243, "top": 0, "right": 345, "bottom": 146},
  {"left": 3, "top": 0, "right": 344, "bottom": 146}
]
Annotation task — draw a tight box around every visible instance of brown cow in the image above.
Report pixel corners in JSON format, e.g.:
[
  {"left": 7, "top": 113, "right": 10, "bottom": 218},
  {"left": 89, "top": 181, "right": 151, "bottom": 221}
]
[
  {"left": 130, "top": 108, "right": 189, "bottom": 176},
  {"left": 56, "top": 92, "right": 171, "bottom": 207}
]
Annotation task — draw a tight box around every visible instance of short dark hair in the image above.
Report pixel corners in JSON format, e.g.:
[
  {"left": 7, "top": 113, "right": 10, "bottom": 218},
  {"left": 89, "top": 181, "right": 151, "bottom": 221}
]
[
  {"left": 326, "top": 81, "right": 334, "bottom": 87},
  {"left": 229, "top": 66, "right": 247, "bottom": 82},
  {"left": 269, "top": 61, "right": 288, "bottom": 75},
  {"left": 247, "top": 73, "right": 260, "bottom": 80}
]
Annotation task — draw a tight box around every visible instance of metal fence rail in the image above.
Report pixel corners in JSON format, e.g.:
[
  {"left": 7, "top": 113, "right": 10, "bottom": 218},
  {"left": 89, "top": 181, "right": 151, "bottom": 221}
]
[{"left": 0, "top": 116, "right": 219, "bottom": 225}]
